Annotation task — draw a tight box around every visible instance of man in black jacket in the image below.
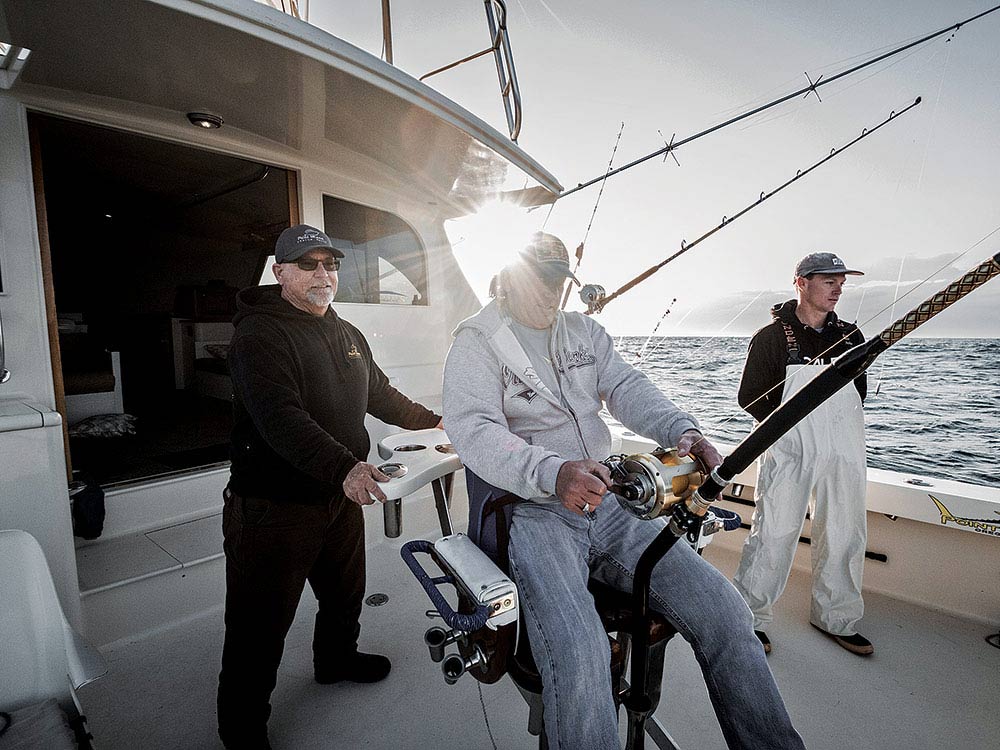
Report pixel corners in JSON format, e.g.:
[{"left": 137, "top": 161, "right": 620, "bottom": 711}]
[
  {"left": 217, "top": 224, "right": 441, "bottom": 749},
  {"left": 733, "top": 252, "right": 874, "bottom": 658}
]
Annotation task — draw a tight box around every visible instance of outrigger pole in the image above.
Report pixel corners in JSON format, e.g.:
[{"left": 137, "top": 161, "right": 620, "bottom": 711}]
[
  {"left": 586, "top": 97, "right": 922, "bottom": 313},
  {"left": 560, "top": 3, "right": 1000, "bottom": 201},
  {"left": 621, "top": 251, "right": 1000, "bottom": 749}
]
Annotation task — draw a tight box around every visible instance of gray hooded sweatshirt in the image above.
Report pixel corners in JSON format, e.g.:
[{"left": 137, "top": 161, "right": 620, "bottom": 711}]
[{"left": 443, "top": 300, "right": 700, "bottom": 503}]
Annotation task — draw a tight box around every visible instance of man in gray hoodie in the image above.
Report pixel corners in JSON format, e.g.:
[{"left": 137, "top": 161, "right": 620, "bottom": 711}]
[{"left": 443, "top": 232, "right": 804, "bottom": 750}]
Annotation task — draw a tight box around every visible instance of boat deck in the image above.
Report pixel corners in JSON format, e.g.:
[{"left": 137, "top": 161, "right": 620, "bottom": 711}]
[{"left": 77, "top": 520, "right": 998, "bottom": 750}]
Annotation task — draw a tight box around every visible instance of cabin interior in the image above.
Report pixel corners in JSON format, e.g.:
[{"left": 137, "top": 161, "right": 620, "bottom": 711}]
[{"left": 33, "top": 113, "right": 429, "bottom": 489}]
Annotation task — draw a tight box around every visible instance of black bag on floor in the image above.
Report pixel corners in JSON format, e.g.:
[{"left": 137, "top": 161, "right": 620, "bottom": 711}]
[{"left": 70, "top": 477, "right": 105, "bottom": 540}]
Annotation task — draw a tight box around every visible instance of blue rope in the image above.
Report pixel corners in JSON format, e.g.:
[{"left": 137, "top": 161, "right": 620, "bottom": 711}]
[{"left": 400, "top": 540, "right": 491, "bottom": 632}]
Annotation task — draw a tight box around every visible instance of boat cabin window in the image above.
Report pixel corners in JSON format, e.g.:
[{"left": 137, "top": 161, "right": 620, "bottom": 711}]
[
  {"left": 257, "top": 198, "right": 427, "bottom": 306},
  {"left": 322, "top": 195, "right": 427, "bottom": 306}
]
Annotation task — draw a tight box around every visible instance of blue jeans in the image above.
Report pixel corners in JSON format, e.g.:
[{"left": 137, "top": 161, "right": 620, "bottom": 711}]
[{"left": 508, "top": 497, "right": 805, "bottom": 750}]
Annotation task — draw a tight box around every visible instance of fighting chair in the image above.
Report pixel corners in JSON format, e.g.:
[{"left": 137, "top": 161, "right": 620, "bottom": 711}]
[
  {"left": 0, "top": 529, "right": 107, "bottom": 748},
  {"left": 464, "top": 472, "right": 682, "bottom": 750}
]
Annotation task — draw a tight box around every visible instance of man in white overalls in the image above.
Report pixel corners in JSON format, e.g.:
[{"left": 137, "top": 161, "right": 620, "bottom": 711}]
[{"left": 733, "top": 252, "right": 872, "bottom": 656}]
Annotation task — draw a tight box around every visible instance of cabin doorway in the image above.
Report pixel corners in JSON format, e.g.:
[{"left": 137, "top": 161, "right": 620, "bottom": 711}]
[{"left": 29, "top": 113, "right": 295, "bottom": 487}]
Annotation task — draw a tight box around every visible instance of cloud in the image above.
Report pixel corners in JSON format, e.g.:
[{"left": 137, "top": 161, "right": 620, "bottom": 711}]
[{"left": 680, "top": 253, "right": 1000, "bottom": 338}]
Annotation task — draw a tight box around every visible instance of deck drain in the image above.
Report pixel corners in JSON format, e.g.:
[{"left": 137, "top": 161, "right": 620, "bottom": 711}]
[{"left": 365, "top": 593, "right": 389, "bottom": 607}]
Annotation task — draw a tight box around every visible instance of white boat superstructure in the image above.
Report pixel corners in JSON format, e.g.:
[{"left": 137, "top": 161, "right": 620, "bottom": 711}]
[{"left": 0, "top": 2, "right": 997, "bottom": 749}]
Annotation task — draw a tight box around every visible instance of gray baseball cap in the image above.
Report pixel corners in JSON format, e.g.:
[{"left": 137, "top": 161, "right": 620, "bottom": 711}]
[
  {"left": 794, "top": 252, "right": 863, "bottom": 277},
  {"left": 518, "top": 232, "right": 580, "bottom": 285},
  {"left": 274, "top": 224, "right": 346, "bottom": 263}
]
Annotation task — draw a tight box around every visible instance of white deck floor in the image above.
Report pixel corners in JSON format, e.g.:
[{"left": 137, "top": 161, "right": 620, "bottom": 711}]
[{"left": 78, "top": 531, "right": 999, "bottom": 750}]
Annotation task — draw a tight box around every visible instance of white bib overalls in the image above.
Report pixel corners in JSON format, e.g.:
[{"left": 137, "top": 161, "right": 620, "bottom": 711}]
[{"left": 733, "top": 361, "right": 867, "bottom": 635}]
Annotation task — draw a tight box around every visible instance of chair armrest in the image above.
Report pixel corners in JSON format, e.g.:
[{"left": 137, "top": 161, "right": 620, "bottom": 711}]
[{"left": 61, "top": 619, "right": 107, "bottom": 690}]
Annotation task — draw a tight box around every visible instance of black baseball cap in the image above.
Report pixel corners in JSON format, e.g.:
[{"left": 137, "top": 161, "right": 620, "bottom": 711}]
[{"left": 274, "top": 224, "right": 346, "bottom": 263}]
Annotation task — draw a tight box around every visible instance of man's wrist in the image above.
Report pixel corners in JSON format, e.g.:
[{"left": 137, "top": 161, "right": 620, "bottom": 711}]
[{"left": 540, "top": 456, "right": 567, "bottom": 497}]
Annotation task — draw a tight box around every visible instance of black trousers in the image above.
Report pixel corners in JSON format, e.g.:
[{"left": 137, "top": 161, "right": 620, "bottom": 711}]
[{"left": 217, "top": 488, "right": 365, "bottom": 739}]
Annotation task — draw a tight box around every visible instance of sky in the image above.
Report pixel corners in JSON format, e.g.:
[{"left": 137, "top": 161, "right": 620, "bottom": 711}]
[{"left": 307, "top": 0, "right": 1000, "bottom": 337}]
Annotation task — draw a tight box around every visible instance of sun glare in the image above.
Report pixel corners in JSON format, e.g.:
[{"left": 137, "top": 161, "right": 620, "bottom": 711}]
[{"left": 445, "top": 200, "right": 545, "bottom": 302}]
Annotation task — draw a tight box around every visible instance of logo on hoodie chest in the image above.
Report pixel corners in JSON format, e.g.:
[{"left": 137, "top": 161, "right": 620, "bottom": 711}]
[
  {"left": 501, "top": 365, "right": 539, "bottom": 402},
  {"left": 347, "top": 344, "right": 362, "bottom": 359},
  {"left": 557, "top": 346, "right": 596, "bottom": 371}
]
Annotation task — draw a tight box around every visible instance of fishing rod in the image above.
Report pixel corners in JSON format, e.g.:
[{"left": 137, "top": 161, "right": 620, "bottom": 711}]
[
  {"left": 614, "top": 250, "right": 1000, "bottom": 749},
  {"left": 584, "top": 97, "right": 922, "bottom": 314},
  {"left": 559, "top": 3, "right": 1000, "bottom": 201},
  {"left": 559, "top": 122, "right": 626, "bottom": 310}
]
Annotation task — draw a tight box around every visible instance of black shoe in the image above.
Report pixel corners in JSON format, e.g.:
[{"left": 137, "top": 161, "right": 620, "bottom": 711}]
[
  {"left": 219, "top": 730, "right": 272, "bottom": 750},
  {"left": 315, "top": 651, "right": 392, "bottom": 684},
  {"left": 754, "top": 630, "right": 772, "bottom": 654},
  {"left": 811, "top": 624, "right": 874, "bottom": 656}
]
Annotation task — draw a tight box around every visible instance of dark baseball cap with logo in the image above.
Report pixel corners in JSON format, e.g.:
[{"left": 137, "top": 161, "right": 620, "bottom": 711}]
[
  {"left": 519, "top": 231, "right": 580, "bottom": 285},
  {"left": 794, "top": 252, "right": 863, "bottom": 278},
  {"left": 274, "top": 224, "right": 346, "bottom": 263}
]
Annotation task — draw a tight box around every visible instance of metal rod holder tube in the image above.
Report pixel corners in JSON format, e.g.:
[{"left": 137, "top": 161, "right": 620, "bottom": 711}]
[{"left": 383, "top": 498, "right": 402, "bottom": 538}]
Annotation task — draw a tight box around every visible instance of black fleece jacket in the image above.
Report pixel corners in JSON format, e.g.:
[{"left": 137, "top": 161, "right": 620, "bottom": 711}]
[
  {"left": 227, "top": 286, "right": 440, "bottom": 504},
  {"left": 737, "top": 299, "right": 866, "bottom": 423}
]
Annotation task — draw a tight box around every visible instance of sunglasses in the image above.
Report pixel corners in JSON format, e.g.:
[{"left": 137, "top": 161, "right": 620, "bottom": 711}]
[{"left": 289, "top": 258, "right": 341, "bottom": 272}]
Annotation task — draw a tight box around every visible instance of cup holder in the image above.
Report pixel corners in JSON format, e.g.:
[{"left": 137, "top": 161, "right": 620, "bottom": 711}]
[
  {"left": 378, "top": 462, "right": 408, "bottom": 478},
  {"left": 393, "top": 444, "right": 427, "bottom": 452}
]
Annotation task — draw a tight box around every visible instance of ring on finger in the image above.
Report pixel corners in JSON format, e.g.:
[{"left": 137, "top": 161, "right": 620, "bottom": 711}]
[{"left": 582, "top": 502, "right": 591, "bottom": 513}]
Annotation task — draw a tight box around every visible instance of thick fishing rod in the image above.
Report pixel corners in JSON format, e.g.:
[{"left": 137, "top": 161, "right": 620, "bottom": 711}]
[
  {"left": 560, "top": 3, "right": 1000, "bottom": 202},
  {"left": 586, "top": 97, "right": 921, "bottom": 314},
  {"left": 622, "top": 250, "right": 1000, "bottom": 749}
]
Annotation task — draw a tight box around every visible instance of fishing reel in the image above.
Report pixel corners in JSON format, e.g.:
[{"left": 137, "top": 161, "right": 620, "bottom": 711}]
[
  {"left": 602, "top": 448, "right": 705, "bottom": 520},
  {"left": 602, "top": 447, "right": 740, "bottom": 545},
  {"left": 579, "top": 283, "right": 607, "bottom": 314}
]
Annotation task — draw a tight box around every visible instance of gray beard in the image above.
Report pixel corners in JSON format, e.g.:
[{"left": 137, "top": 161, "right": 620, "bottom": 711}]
[{"left": 306, "top": 288, "right": 335, "bottom": 308}]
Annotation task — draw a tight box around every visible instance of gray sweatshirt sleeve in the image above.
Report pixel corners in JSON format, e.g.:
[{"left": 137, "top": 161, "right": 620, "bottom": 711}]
[
  {"left": 443, "top": 329, "right": 565, "bottom": 500},
  {"left": 588, "top": 318, "right": 700, "bottom": 446}
]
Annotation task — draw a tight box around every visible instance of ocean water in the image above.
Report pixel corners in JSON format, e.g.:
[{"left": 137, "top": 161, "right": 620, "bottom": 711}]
[{"left": 613, "top": 336, "right": 1000, "bottom": 489}]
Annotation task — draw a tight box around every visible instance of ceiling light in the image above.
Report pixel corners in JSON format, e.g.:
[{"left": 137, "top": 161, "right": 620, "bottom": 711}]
[{"left": 186, "top": 112, "right": 223, "bottom": 129}]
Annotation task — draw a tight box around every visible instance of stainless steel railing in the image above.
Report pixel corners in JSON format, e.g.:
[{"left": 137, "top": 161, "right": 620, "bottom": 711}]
[{"left": 419, "top": 0, "right": 523, "bottom": 141}]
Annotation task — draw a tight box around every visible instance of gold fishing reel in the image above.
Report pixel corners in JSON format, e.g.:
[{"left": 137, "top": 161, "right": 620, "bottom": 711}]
[{"left": 603, "top": 447, "right": 705, "bottom": 520}]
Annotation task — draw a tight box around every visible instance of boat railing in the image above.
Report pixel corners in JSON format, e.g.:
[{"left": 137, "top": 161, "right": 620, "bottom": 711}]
[
  {"left": 418, "top": 0, "right": 523, "bottom": 142},
  {"left": 257, "top": 0, "right": 524, "bottom": 142}
]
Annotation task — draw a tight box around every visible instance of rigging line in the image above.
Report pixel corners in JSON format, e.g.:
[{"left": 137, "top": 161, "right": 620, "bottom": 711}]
[
  {"left": 741, "top": 44, "right": 935, "bottom": 133},
  {"left": 636, "top": 306, "right": 696, "bottom": 364},
  {"left": 853, "top": 285, "right": 868, "bottom": 323},
  {"left": 699, "top": 223, "right": 1000, "bottom": 445},
  {"left": 588, "top": 98, "right": 922, "bottom": 314},
  {"left": 717, "top": 27, "right": 936, "bottom": 119},
  {"left": 917, "top": 40, "right": 954, "bottom": 189},
  {"left": 635, "top": 290, "right": 765, "bottom": 368},
  {"left": 558, "top": 4, "right": 1000, "bottom": 200},
  {"left": 634, "top": 298, "right": 677, "bottom": 364},
  {"left": 561, "top": 122, "right": 626, "bottom": 310},
  {"left": 874, "top": 256, "right": 908, "bottom": 398}
]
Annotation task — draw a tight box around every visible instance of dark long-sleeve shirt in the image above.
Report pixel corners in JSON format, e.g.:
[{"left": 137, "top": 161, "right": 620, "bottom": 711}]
[
  {"left": 227, "top": 285, "right": 439, "bottom": 504},
  {"left": 738, "top": 299, "right": 866, "bottom": 423}
]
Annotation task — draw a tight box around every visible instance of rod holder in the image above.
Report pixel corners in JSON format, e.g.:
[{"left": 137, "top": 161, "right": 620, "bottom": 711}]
[
  {"left": 441, "top": 647, "right": 485, "bottom": 685},
  {"left": 383, "top": 498, "right": 402, "bottom": 538},
  {"left": 424, "top": 626, "right": 459, "bottom": 663}
]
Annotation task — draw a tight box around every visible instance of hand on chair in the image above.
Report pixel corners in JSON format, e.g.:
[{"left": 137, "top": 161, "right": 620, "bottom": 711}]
[{"left": 556, "top": 459, "right": 611, "bottom": 515}]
